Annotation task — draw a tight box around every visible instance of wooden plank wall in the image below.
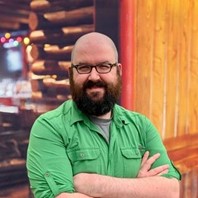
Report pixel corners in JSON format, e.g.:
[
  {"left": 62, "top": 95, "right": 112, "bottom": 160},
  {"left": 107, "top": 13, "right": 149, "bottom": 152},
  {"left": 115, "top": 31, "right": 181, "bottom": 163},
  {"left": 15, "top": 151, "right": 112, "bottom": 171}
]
[{"left": 134, "top": 0, "right": 198, "bottom": 139}]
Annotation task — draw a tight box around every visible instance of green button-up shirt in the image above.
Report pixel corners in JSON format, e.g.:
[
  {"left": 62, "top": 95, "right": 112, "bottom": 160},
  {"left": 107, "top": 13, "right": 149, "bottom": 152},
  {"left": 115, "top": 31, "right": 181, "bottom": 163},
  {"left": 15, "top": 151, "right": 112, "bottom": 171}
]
[{"left": 27, "top": 100, "right": 181, "bottom": 198}]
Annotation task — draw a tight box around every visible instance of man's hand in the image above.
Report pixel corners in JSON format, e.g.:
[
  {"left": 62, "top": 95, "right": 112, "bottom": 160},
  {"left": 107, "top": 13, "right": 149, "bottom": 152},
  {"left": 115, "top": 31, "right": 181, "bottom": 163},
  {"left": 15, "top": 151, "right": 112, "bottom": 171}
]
[{"left": 137, "top": 151, "right": 169, "bottom": 178}]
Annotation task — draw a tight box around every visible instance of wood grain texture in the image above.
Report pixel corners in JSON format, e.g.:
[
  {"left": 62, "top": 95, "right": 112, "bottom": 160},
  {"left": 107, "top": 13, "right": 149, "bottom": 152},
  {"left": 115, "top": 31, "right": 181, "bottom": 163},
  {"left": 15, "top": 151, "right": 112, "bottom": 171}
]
[{"left": 135, "top": 0, "right": 198, "bottom": 139}]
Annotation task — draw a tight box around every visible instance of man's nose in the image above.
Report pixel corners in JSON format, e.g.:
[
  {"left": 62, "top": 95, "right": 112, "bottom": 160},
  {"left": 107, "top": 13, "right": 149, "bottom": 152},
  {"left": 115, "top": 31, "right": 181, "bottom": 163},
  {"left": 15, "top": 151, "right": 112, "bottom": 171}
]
[{"left": 88, "top": 67, "right": 100, "bottom": 81}]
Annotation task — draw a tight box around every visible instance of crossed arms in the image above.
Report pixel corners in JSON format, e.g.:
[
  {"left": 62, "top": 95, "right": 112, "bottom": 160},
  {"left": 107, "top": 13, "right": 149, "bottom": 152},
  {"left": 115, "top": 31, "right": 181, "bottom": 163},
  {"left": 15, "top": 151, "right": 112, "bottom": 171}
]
[{"left": 56, "top": 151, "right": 180, "bottom": 198}]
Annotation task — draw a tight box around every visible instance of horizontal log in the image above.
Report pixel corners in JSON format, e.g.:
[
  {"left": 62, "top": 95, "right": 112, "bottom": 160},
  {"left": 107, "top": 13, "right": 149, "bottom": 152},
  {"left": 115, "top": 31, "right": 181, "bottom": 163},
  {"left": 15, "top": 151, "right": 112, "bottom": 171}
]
[
  {"left": 0, "top": 159, "right": 25, "bottom": 168},
  {"left": 164, "top": 134, "right": 198, "bottom": 174},
  {"left": 1, "top": 179, "right": 27, "bottom": 188},
  {"left": 31, "top": 77, "right": 70, "bottom": 94},
  {"left": 31, "top": 44, "right": 73, "bottom": 61},
  {"left": 43, "top": 78, "right": 70, "bottom": 89},
  {"left": 1, "top": 0, "right": 30, "bottom": 4},
  {"left": 0, "top": 130, "right": 29, "bottom": 142},
  {"left": 29, "top": 24, "right": 94, "bottom": 45},
  {"left": 0, "top": 4, "right": 30, "bottom": 16},
  {"left": 0, "top": 164, "right": 27, "bottom": 188},
  {"left": 164, "top": 134, "right": 198, "bottom": 151},
  {"left": 0, "top": 13, "right": 29, "bottom": 24},
  {"left": 29, "top": 6, "right": 94, "bottom": 30},
  {"left": 168, "top": 145, "right": 198, "bottom": 162},
  {"left": 30, "top": 0, "right": 94, "bottom": 12},
  {"left": 0, "top": 168, "right": 26, "bottom": 180},
  {"left": 0, "top": 1, "right": 30, "bottom": 10},
  {"left": 31, "top": 60, "right": 70, "bottom": 76},
  {"left": 0, "top": 169, "right": 26, "bottom": 178},
  {"left": 32, "top": 93, "right": 69, "bottom": 103},
  {"left": 31, "top": 91, "right": 70, "bottom": 103},
  {"left": 0, "top": 20, "right": 20, "bottom": 30},
  {"left": 32, "top": 90, "right": 71, "bottom": 101}
]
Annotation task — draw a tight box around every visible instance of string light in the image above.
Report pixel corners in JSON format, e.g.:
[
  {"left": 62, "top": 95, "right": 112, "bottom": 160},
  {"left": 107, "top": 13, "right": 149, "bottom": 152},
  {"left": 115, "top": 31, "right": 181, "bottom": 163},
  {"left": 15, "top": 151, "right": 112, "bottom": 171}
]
[
  {"left": 13, "top": 40, "right": 19, "bottom": 47},
  {"left": 0, "top": 31, "right": 30, "bottom": 48},
  {"left": 16, "top": 36, "right": 22, "bottom": 42},
  {"left": 9, "top": 38, "right": 14, "bottom": 43},
  {"left": 0, "top": 37, "right": 6, "bottom": 43},
  {"left": 5, "top": 32, "right": 11, "bottom": 39},
  {"left": 23, "top": 37, "right": 30, "bottom": 45}
]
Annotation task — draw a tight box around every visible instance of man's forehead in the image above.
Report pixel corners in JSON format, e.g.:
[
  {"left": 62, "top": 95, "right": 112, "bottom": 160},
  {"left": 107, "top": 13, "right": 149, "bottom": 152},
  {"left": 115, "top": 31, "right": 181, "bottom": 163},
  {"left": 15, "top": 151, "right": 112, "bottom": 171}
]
[
  {"left": 71, "top": 32, "right": 118, "bottom": 62},
  {"left": 76, "top": 38, "right": 110, "bottom": 50}
]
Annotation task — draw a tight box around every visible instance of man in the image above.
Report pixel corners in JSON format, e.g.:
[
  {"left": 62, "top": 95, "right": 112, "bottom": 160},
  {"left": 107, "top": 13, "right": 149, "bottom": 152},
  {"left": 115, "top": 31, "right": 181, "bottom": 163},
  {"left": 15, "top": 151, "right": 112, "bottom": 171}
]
[{"left": 27, "top": 32, "right": 181, "bottom": 198}]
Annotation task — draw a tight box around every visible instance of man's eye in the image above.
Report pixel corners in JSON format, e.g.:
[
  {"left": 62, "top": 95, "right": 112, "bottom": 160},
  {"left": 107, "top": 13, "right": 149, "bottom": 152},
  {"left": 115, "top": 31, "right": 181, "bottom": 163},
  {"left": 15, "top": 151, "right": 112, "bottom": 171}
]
[
  {"left": 98, "top": 64, "right": 110, "bottom": 70},
  {"left": 78, "top": 65, "right": 90, "bottom": 71}
]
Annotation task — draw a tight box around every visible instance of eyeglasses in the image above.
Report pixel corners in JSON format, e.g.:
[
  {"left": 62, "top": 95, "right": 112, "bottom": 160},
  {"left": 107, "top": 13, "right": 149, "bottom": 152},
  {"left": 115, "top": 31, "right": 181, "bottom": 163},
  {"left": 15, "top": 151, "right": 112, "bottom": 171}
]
[{"left": 71, "top": 62, "right": 118, "bottom": 74}]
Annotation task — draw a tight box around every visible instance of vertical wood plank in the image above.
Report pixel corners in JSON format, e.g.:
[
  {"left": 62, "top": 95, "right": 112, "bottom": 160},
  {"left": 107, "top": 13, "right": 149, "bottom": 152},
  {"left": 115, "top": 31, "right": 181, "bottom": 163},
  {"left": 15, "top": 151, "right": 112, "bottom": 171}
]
[
  {"left": 177, "top": 0, "right": 191, "bottom": 136},
  {"left": 189, "top": 0, "right": 198, "bottom": 134},
  {"left": 135, "top": 0, "right": 155, "bottom": 117},
  {"left": 164, "top": 0, "right": 180, "bottom": 138},
  {"left": 150, "top": 0, "right": 166, "bottom": 136}
]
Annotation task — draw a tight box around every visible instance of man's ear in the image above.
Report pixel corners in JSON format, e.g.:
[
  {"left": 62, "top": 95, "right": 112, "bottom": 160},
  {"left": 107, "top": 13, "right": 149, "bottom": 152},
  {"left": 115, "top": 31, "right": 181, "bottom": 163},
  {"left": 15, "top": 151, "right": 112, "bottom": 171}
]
[{"left": 117, "top": 63, "right": 122, "bottom": 76}]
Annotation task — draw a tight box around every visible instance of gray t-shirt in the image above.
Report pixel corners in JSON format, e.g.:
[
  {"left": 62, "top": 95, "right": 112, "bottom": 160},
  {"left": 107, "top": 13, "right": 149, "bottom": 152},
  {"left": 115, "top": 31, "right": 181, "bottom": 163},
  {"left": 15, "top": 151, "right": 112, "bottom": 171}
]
[{"left": 89, "top": 116, "right": 111, "bottom": 142}]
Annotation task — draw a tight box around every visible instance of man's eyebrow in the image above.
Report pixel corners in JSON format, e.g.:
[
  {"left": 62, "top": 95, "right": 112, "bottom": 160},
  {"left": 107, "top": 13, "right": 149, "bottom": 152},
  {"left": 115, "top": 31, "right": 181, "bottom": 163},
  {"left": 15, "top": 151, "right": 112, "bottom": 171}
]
[
  {"left": 72, "top": 62, "right": 87, "bottom": 66},
  {"left": 74, "top": 61, "right": 110, "bottom": 66}
]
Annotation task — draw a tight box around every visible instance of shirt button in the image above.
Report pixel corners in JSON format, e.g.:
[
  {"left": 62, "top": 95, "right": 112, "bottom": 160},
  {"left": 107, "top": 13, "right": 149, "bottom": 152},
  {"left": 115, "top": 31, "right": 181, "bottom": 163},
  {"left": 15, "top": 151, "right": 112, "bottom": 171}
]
[
  {"left": 80, "top": 153, "right": 84, "bottom": 157},
  {"left": 45, "top": 172, "right": 50, "bottom": 177}
]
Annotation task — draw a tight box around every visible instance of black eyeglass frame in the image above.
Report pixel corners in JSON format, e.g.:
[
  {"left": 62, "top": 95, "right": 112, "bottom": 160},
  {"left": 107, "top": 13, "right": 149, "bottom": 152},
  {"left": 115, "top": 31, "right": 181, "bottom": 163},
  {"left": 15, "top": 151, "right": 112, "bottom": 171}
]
[{"left": 71, "top": 62, "right": 118, "bottom": 74}]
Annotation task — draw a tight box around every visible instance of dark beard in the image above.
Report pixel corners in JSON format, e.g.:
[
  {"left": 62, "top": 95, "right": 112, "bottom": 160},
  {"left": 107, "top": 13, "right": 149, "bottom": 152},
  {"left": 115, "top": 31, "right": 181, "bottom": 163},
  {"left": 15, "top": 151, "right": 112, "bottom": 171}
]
[
  {"left": 69, "top": 71, "right": 121, "bottom": 116},
  {"left": 75, "top": 82, "right": 116, "bottom": 116}
]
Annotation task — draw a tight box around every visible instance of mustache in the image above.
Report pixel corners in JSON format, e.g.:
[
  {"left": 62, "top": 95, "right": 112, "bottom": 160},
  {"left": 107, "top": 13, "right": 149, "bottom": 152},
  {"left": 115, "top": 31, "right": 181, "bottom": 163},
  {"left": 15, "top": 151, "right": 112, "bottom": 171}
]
[{"left": 83, "top": 80, "right": 107, "bottom": 89}]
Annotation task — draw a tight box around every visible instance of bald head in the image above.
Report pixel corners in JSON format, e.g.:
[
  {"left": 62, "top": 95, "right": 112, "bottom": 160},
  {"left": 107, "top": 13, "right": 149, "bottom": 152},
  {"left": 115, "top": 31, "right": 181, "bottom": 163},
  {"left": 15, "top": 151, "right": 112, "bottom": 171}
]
[{"left": 71, "top": 32, "right": 118, "bottom": 63}]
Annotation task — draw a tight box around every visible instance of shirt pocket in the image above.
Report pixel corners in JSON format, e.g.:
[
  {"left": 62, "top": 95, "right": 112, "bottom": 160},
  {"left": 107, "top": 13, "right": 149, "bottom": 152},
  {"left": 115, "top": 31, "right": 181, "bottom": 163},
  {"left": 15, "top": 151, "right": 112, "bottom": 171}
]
[
  {"left": 120, "top": 148, "right": 142, "bottom": 178},
  {"left": 67, "top": 148, "right": 101, "bottom": 175}
]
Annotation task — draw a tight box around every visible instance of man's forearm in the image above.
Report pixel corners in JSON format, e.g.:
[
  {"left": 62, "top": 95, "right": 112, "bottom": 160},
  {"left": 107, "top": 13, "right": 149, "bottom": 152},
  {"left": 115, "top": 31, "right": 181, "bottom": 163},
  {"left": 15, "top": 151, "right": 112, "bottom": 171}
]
[
  {"left": 74, "top": 173, "right": 180, "bottom": 198},
  {"left": 56, "top": 192, "right": 93, "bottom": 198}
]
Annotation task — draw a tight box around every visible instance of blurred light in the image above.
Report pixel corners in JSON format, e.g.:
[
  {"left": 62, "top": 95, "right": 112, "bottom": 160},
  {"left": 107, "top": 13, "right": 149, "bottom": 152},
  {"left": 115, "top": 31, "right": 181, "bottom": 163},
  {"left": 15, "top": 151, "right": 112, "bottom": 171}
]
[
  {"left": 16, "top": 36, "right": 22, "bottom": 42},
  {"left": 0, "top": 37, "right": 6, "bottom": 43},
  {"left": 13, "top": 40, "right": 19, "bottom": 46},
  {"left": 3, "top": 42, "right": 14, "bottom": 48},
  {"left": 9, "top": 38, "right": 14, "bottom": 43},
  {"left": 23, "top": 37, "right": 30, "bottom": 45},
  {"left": 5, "top": 33, "right": 11, "bottom": 39}
]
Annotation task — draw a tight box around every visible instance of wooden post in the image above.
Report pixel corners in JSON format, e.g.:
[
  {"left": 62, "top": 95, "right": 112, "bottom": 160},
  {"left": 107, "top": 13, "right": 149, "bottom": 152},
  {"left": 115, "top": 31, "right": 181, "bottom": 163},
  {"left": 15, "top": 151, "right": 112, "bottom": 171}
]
[{"left": 120, "top": 0, "right": 136, "bottom": 110}]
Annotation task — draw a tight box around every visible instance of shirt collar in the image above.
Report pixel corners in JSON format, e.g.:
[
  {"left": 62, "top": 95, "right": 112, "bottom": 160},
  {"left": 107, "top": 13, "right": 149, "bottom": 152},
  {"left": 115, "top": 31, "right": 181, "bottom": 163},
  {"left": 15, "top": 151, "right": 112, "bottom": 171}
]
[
  {"left": 69, "top": 100, "right": 130, "bottom": 127},
  {"left": 69, "top": 101, "right": 89, "bottom": 125},
  {"left": 112, "top": 104, "right": 130, "bottom": 127}
]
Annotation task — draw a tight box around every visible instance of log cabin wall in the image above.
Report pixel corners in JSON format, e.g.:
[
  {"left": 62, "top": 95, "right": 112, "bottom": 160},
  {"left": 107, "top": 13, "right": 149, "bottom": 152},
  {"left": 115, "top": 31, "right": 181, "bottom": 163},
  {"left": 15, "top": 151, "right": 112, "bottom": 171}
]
[
  {"left": 134, "top": 0, "right": 198, "bottom": 139},
  {"left": 29, "top": 0, "right": 95, "bottom": 113},
  {"left": 28, "top": 0, "right": 119, "bottom": 114},
  {"left": 0, "top": 0, "right": 30, "bottom": 31}
]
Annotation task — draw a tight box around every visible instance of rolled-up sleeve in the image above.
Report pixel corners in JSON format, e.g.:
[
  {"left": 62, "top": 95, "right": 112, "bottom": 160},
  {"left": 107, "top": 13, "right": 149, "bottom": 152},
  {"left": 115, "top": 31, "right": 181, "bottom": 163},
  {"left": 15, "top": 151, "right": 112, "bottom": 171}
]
[{"left": 26, "top": 116, "right": 74, "bottom": 198}]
